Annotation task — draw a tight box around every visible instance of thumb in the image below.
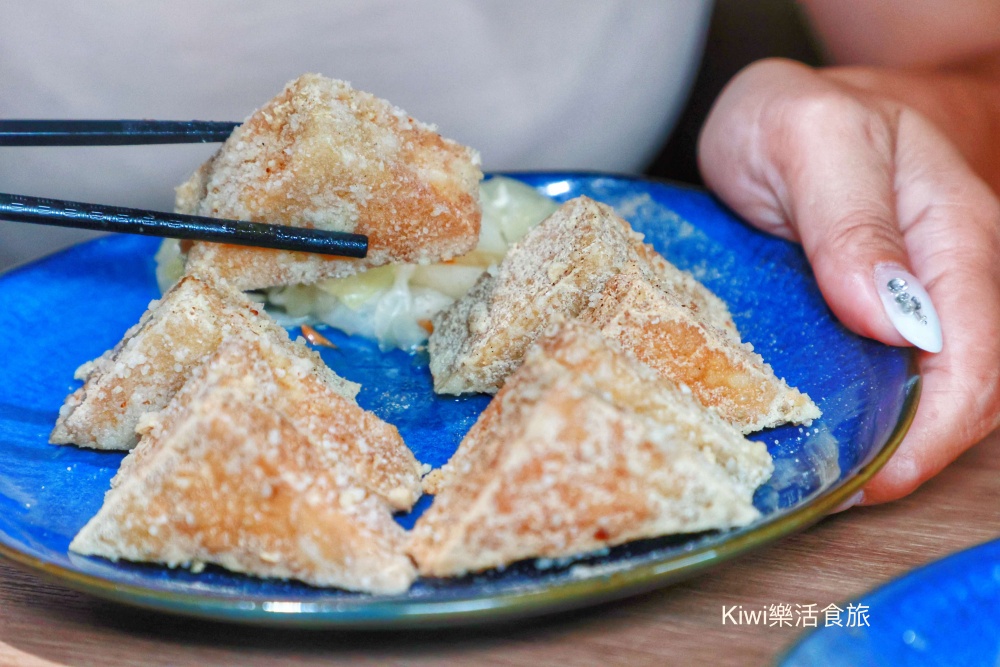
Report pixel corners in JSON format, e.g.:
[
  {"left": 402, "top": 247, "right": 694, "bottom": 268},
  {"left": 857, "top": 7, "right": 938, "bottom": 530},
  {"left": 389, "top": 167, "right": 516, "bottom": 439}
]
[{"left": 699, "top": 59, "right": 941, "bottom": 352}]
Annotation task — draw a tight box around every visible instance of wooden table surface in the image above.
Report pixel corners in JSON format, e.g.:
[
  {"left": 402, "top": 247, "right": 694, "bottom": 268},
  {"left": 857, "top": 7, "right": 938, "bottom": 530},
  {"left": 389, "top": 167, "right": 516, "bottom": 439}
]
[{"left": 1, "top": 430, "right": 998, "bottom": 667}]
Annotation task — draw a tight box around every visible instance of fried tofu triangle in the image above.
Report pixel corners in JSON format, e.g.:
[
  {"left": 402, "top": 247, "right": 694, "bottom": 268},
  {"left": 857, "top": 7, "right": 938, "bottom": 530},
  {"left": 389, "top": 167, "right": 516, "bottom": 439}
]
[
  {"left": 121, "top": 334, "right": 422, "bottom": 511},
  {"left": 582, "top": 271, "right": 821, "bottom": 433},
  {"left": 428, "top": 195, "right": 820, "bottom": 433},
  {"left": 50, "top": 275, "right": 358, "bottom": 451},
  {"left": 425, "top": 321, "right": 772, "bottom": 500},
  {"left": 177, "top": 73, "right": 483, "bottom": 290},
  {"left": 410, "top": 322, "right": 766, "bottom": 578},
  {"left": 428, "top": 196, "right": 734, "bottom": 396},
  {"left": 71, "top": 388, "right": 415, "bottom": 595}
]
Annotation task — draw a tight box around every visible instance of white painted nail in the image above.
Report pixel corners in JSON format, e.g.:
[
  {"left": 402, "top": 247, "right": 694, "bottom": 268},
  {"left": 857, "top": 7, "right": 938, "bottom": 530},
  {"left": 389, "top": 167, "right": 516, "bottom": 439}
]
[{"left": 874, "top": 266, "right": 942, "bottom": 353}]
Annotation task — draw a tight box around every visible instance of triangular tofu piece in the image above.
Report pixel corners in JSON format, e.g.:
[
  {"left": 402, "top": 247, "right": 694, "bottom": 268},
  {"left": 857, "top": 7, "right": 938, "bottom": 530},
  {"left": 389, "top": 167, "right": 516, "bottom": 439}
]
[
  {"left": 429, "top": 195, "right": 818, "bottom": 432},
  {"left": 426, "top": 320, "right": 772, "bottom": 501},
  {"left": 631, "top": 237, "right": 740, "bottom": 338},
  {"left": 410, "top": 322, "right": 765, "bottom": 578},
  {"left": 70, "top": 386, "right": 416, "bottom": 595},
  {"left": 582, "top": 270, "right": 820, "bottom": 433},
  {"left": 50, "top": 275, "right": 358, "bottom": 451},
  {"left": 428, "top": 196, "right": 737, "bottom": 395},
  {"left": 122, "top": 334, "right": 422, "bottom": 511},
  {"left": 177, "top": 73, "right": 482, "bottom": 290}
]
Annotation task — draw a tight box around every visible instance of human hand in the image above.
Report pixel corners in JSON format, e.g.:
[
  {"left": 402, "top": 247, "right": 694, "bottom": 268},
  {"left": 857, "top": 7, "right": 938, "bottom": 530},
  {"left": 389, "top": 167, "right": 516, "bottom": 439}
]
[{"left": 698, "top": 58, "right": 1000, "bottom": 505}]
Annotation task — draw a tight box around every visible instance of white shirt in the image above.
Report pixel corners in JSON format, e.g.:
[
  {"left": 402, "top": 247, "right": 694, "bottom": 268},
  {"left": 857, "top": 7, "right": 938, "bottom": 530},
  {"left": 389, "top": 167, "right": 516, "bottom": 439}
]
[{"left": 0, "top": 0, "right": 711, "bottom": 270}]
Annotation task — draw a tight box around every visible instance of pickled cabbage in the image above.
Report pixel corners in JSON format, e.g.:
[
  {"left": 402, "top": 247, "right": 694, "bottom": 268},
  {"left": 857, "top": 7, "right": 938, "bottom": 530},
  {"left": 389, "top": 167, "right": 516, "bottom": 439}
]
[{"left": 154, "top": 176, "right": 558, "bottom": 350}]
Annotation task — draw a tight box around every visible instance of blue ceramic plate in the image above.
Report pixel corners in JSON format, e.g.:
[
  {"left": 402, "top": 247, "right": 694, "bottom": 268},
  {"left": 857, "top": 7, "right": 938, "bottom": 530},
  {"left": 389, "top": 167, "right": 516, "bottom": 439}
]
[
  {"left": 780, "top": 538, "right": 1000, "bottom": 666},
  {"left": 0, "top": 173, "right": 918, "bottom": 628}
]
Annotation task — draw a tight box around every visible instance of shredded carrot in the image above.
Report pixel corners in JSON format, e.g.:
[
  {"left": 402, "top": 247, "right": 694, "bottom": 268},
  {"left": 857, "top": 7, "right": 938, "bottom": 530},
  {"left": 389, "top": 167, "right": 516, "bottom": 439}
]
[
  {"left": 300, "top": 324, "right": 338, "bottom": 348},
  {"left": 418, "top": 319, "right": 434, "bottom": 335}
]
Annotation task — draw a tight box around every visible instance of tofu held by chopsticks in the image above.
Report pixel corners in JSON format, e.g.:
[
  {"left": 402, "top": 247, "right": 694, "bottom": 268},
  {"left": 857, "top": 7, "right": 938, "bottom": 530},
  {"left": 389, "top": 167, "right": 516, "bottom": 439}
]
[
  {"left": 176, "top": 73, "right": 483, "bottom": 290},
  {"left": 53, "top": 69, "right": 819, "bottom": 593}
]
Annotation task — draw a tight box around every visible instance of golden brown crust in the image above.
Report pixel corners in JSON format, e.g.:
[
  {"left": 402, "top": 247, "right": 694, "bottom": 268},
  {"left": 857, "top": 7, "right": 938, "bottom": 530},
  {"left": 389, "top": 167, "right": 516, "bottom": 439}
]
[
  {"left": 410, "top": 323, "right": 764, "bottom": 577},
  {"left": 49, "top": 275, "right": 358, "bottom": 451},
  {"left": 429, "top": 196, "right": 649, "bottom": 395},
  {"left": 633, "top": 243, "right": 739, "bottom": 338},
  {"left": 123, "top": 334, "right": 422, "bottom": 511},
  {"left": 425, "top": 321, "right": 772, "bottom": 500},
  {"left": 178, "top": 74, "right": 483, "bottom": 290},
  {"left": 428, "top": 195, "right": 819, "bottom": 432},
  {"left": 427, "top": 196, "right": 743, "bottom": 396},
  {"left": 582, "top": 271, "right": 821, "bottom": 433},
  {"left": 71, "top": 388, "right": 415, "bottom": 594}
]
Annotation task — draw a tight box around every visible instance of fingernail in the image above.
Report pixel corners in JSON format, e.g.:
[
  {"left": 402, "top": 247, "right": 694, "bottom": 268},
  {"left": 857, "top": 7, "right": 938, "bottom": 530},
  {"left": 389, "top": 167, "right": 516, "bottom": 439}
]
[
  {"left": 874, "top": 266, "right": 942, "bottom": 353},
  {"left": 831, "top": 491, "right": 864, "bottom": 514}
]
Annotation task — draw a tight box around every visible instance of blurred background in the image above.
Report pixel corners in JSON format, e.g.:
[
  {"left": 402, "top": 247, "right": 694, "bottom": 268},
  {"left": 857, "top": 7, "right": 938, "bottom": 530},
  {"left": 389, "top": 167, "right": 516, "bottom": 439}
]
[
  {"left": 0, "top": 0, "right": 822, "bottom": 273},
  {"left": 648, "top": 0, "right": 822, "bottom": 185}
]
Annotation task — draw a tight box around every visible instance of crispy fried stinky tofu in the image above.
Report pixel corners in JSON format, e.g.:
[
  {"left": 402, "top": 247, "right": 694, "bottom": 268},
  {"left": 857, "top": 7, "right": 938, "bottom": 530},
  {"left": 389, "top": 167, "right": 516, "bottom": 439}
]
[
  {"left": 70, "top": 387, "right": 416, "bottom": 594},
  {"left": 120, "top": 334, "right": 422, "bottom": 511},
  {"left": 428, "top": 196, "right": 735, "bottom": 396},
  {"left": 50, "top": 275, "right": 358, "bottom": 451},
  {"left": 177, "top": 73, "right": 483, "bottom": 290},
  {"left": 425, "top": 321, "right": 772, "bottom": 501},
  {"left": 428, "top": 195, "right": 819, "bottom": 432},
  {"left": 410, "top": 322, "right": 766, "bottom": 578},
  {"left": 582, "top": 271, "right": 821, "bottom": 433},
  {"left": 429, "top": 196, "right": 648, "bottom": 394}
]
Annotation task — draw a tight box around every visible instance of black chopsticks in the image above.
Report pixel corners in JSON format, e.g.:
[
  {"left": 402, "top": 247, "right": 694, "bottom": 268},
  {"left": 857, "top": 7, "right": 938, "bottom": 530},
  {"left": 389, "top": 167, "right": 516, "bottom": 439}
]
[
  {"left": 0, "top": 193, "right": 368, "bottom": 258},
  {"left": 0, "top": 120, "right": 240, "bottom": 146},
  {"left": 0, "top": 119, "right": 369, "bottom": 258}
]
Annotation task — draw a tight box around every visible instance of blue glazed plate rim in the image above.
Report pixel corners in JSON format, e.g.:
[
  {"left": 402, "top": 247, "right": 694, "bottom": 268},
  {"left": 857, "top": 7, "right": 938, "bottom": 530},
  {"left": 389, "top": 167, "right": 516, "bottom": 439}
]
[
  {"left": 0, "top": 172, "right": 920, "bottom": 629},
  {"left": 776, "top": 535, "right": 1000, "bottom": 666},
  {"left": 0, "top": 386, "right": 916, "bottom": 629}
]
